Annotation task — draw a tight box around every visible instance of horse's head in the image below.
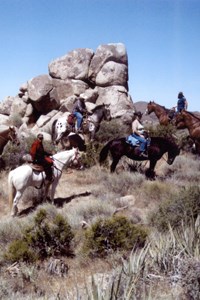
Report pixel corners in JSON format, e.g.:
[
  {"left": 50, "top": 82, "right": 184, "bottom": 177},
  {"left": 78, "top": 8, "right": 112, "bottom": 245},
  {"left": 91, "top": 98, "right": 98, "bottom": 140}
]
[
  {"left": 71, "top": 147, "right": 81, "bottom": 166},
  {"left": 9, "top": 126, "right": 20, "bottom": 145},
  {"left": 145, "top": 101, "right": 155, "bottom": 115},
  {"left": 167, "top": 140, "right": 180, "bottom": 165}
]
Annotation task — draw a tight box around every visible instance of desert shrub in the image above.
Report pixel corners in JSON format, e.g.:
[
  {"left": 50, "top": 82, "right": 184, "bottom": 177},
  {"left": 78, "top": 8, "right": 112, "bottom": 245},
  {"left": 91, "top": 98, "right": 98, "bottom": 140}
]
[
  {"left": 142, "top": 180, "right": 177, "bottom": 203},
  {"left": 163, "top": 154, "right": 200, "bottom": 183},
  {"left": 82, "top": 215, "right": 148, "bottom": 258},
  {"left": 147, "top": 123, "right": 176, "bottom": 138},
  {"left": 149, "top": 186, "right": 200, "bottom": 231},
  {"left": 101, "top": 171, "right": 144, "bottom": 197},
  {"left": 95, "top": 118, "right": 130, "bottom": 143},
  {"left": 180, "top": 258, "right": 200, "bottom": 300},
  {"left": 81, "top": 142, "right": 102, "bottom": 168},
  {"left": 5, "top": 239, "right": 36, "bottom": 263},
  {"left": 5, "top": 209, "right": 74, "bottom": 262}
]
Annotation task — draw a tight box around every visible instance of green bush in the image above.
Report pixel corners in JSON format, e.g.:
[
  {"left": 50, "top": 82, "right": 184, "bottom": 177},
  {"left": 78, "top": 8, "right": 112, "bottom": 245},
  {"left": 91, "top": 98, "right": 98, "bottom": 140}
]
[
  {"left": 5, "top": 239, "right": 36, "bottom": 263},
  {"left": 81, "top": 142, "right": 103, "bottom": 168},
  {"left": 149, "top": 186, "right": 200, "bottom": 231},
  {"left": 147, "top": 123, "right": 176, "bottom": 138},
  {"left": 5, "top": 209, "right": 74, "bottom": 262},
  {"left": 95, "top": 119, "right": 130, "bottom": 143},
  {"left": 82, "top": 215, "right": 148, "bottom": 258}
]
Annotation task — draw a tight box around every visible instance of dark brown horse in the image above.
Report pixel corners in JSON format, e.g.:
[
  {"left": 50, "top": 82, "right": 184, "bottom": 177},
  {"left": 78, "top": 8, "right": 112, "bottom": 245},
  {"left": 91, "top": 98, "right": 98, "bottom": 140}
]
[
  {"left": 175, "top": 110, "right": 200, "bottom": 154},
  {"left": 145, "top": 101, "right": 175, "bottom": 125},
  {"left": 99, "top": 136, "right": 180, "bottom": 179}
]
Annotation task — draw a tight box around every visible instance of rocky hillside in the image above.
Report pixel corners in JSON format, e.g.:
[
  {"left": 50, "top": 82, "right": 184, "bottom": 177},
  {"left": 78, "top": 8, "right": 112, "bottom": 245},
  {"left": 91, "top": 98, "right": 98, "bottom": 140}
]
[{"left": 0, "top": 43, "right": 136, "bottom": 141}]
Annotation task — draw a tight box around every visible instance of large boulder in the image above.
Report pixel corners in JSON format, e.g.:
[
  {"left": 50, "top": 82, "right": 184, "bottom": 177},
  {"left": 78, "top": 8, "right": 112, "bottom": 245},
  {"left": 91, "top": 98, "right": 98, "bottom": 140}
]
[
  {"left": 27, "top": 75, "right": 60, "bottom": 113},
  {"left": 1, "top": 43, "right": 135, "bottom": 138},
  {"left": 88, "top": 43, "right": 128, "bottom": 84},
  {"left": 96, "top": 86, "right": 134, "bottom": 118},
  {"left": 96, "top": 61, "right": 128, "bottom": 87},
  {"left": 0, "top": 96, "right": 14, "bottom": 115},
  {"left": 48, "top": 48, "right": 94, "bottom": 80}
]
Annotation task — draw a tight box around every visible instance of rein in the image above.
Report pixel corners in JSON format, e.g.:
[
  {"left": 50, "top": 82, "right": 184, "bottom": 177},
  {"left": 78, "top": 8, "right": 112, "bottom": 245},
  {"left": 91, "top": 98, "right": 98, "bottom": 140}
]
[{"left": 52, "top": 150, "right": 79, "bottom": 173}]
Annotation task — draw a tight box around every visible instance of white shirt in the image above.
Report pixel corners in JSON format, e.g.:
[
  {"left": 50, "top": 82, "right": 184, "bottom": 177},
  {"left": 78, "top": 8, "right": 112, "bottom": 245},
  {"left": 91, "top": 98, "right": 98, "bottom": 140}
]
[{"left": 132, "top": 119, "right": 144, "bottom": 135}]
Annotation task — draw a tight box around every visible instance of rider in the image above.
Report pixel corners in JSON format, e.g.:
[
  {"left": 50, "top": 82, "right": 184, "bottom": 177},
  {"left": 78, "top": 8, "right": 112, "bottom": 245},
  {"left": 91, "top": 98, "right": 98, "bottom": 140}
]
[
  {"left": 72, "top": 94, "right": 87, "bottom": 133},
  {"left": 174, "top": 92, "right": 188, "bottom": 113},
  {"left": 128, "top": 111, "right": 148, "bottom": 158},
  {"left": 30, "top": 133, "right": 53, "bottom": 182}
]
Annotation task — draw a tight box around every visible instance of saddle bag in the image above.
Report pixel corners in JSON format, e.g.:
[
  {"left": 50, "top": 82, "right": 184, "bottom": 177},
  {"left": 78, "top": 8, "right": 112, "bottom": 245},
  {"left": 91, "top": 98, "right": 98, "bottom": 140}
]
[{"left": 68, "top": 114, "right": 76, "bottom": 125}]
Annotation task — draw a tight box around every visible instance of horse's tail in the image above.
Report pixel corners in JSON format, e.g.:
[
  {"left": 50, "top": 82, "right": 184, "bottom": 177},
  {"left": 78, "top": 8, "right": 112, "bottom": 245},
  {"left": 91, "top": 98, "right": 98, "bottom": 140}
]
[
  {"left": 99, "top": 140, "right": 113, "bottom": 164},
  {"left": 8, "top": 171, "right": 15, "bottom": 211}
]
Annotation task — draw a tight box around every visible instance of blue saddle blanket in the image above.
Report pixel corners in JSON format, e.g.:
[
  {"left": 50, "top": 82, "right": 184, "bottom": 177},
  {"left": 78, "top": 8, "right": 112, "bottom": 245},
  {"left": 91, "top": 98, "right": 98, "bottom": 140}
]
[{"left": 126, "top": 135, "right": 140, "bottom": 146}]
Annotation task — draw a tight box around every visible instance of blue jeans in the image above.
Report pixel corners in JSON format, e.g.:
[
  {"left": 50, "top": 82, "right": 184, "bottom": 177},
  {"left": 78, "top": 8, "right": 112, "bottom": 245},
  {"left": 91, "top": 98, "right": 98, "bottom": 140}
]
[
  {"left": 131, "top": 134, "right": 147, "bottom": 152},
  {"left": 73, "top": 112, "right": 83, "bottom": 130}
]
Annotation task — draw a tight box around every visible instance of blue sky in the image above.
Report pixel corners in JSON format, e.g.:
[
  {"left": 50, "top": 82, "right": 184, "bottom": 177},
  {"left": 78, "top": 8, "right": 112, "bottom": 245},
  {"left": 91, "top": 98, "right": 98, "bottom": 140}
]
[{"left": 0, "top": 0, "right": 199, "bottom": 111}]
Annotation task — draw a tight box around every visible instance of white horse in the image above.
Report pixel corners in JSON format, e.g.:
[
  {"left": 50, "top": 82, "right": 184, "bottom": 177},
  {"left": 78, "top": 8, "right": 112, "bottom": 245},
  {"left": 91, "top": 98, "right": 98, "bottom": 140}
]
[{"left": 8, "top": 148, "right": 79, "bottom": 217}]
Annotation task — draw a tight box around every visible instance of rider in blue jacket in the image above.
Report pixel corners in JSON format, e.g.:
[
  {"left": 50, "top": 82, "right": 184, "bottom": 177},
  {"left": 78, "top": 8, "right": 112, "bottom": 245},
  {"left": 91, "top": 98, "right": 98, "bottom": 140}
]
[
  {"left": 176, "top": 92, "right": 188, "bottom": 113},
  {"left": 72, "top": 96, "right": 87, "bottom": 133}
]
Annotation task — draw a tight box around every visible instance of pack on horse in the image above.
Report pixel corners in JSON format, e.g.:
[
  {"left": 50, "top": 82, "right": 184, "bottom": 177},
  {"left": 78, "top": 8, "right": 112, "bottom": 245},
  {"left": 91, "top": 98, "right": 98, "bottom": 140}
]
[
  {"left": 175, "top": 110, "right": 200, "bottom": 154},
  {"left": 8, "top": 148, "right": 80, "bottom": 216},
  {"left": 99, "top": 136, "right": 180, "bottom": 179},
  {"left": 145, "top": 101, "right": 175, "bottom": 125}
]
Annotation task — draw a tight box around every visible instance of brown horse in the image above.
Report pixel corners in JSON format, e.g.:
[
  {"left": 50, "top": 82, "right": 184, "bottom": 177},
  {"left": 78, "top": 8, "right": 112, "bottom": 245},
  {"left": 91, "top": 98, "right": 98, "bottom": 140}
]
[
  {"left": 0, "top": 126, "right": 20, "bottom": 155},
  {"left": 175, "top": 110, "right": 200, "bottom": 154},
  {"left": 145, "top": 101, "right": 175, "bottom": 125}
]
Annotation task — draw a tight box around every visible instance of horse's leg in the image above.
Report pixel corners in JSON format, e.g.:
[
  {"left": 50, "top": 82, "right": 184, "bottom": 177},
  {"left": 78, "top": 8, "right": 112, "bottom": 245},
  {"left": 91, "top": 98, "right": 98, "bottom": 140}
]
[
  {"left": 145, "top": 159, "right": 157, "bottom": 179},
  {"left": 44, "top": 182, "right": 52, "bottom": 202},
  {"left": 49, "top": 181, "right": 59, "bottom": 204},
  {"left": 11, "top": 191, "right": 23, "bottom": 217},
  {"left": 110, "top": 157, "right": 120, "bottom": 173}
]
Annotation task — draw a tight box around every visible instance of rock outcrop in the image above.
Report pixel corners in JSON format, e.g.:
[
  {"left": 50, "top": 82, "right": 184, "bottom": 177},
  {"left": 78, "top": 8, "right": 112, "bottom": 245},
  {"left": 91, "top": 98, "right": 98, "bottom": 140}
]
[{"left": 0, "top": 43, "right": 135, "bottom": 139}]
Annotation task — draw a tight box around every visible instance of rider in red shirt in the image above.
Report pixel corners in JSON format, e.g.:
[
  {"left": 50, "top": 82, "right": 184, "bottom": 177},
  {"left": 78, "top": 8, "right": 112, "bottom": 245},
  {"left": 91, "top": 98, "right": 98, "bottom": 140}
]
[{"left": 30, "top": 133, "right": 53, "bottom": 182}]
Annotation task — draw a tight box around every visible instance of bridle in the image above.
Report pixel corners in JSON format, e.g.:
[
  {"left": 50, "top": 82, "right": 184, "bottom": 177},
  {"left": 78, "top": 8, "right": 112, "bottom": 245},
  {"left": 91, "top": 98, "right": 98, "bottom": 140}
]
[{"left": 52, "top": 149, "right": 80, "bottom": 173}]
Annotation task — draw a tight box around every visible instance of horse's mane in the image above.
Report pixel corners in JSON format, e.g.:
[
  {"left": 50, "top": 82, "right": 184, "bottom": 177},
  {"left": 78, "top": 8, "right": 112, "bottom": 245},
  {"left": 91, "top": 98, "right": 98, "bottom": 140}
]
[
  {"left": 184, "top": 110, "right": 200, "bottom": 122},
  {"left": 149, "top": 101, "right": 171, "bottom": 112},
  {"left": 91, "top": 104, "right": 105, "bottom": 112}
]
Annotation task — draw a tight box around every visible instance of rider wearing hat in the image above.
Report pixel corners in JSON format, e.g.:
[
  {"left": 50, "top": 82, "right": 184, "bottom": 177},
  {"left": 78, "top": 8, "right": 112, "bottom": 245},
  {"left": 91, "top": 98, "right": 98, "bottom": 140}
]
[
  {"left": 72, "top": 94, "right": 87, "bottom": 133},
  {"left": 130, "top": 111, "right": 148, "bottom": 158},
  {"left": 30, "top": 133, "right": 53, "bottom": 182}
]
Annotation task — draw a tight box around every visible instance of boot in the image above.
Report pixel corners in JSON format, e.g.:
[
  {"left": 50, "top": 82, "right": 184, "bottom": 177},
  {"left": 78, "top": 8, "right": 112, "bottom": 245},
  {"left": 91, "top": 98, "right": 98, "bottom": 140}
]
[{"left": 45, "top": 168, "right": 53, "bottom": 182}]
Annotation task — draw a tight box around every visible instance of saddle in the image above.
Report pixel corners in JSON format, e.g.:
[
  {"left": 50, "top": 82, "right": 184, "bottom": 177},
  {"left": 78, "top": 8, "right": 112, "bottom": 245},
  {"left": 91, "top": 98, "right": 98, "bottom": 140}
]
[
  {"left": 22, "top": 154, "right": 45, "bottom": 172},
  {"left": 30, "top": 164, "right": 44, "bottom": 172}
]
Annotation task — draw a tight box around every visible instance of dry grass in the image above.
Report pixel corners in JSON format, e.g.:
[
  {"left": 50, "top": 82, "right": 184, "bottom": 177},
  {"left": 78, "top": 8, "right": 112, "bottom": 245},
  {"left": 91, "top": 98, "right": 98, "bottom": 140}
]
[{"left": 0, "top": 151, "right": 200, "bottom": 299}]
